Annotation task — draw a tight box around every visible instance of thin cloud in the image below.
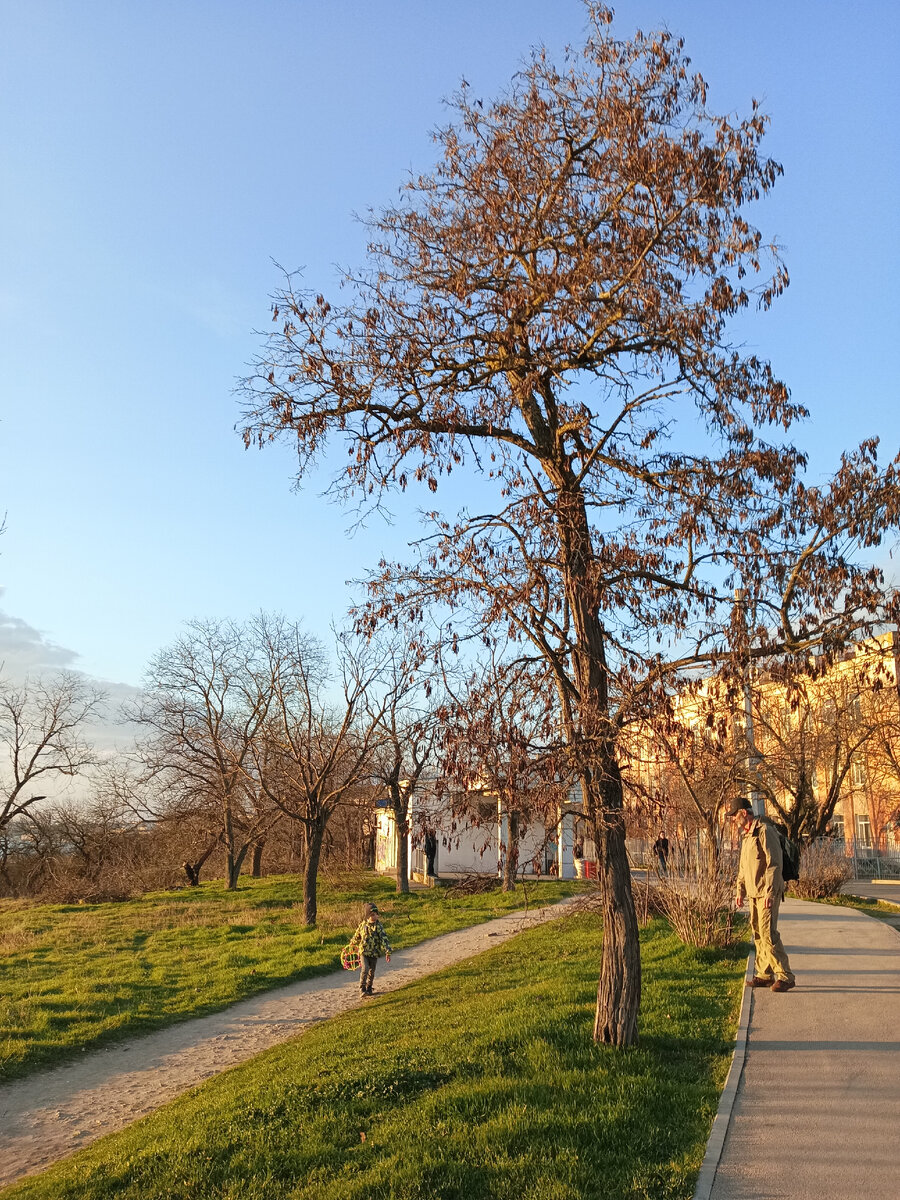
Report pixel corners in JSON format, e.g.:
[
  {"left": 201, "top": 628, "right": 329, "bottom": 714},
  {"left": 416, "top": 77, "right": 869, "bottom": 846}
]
[
  {"left": 0, "top": 602, "right": 80, "bottom": 679},
  {"left": 0, "top": 599, "right": 141, "bottom": 766}
]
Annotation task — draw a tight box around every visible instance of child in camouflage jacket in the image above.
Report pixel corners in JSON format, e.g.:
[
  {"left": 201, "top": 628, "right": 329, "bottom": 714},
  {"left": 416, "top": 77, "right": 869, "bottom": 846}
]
[{"left": 349, "top": 902, "right": 392, "bottom": 996}]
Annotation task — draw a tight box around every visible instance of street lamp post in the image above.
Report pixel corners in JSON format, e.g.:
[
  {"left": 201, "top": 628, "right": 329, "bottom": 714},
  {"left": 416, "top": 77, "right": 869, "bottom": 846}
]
[{"left": 735, "top": 589, "right": 765, "bottom": 817}]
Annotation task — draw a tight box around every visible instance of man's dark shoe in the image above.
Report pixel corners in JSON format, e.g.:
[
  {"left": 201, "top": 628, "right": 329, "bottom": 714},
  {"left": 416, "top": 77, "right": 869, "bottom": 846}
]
[
  {"left": 771, "top": 978, "right": 796, "bottom": 992},
  {"left": 747, "top": 975, "right": 774, "bottom": 988}
]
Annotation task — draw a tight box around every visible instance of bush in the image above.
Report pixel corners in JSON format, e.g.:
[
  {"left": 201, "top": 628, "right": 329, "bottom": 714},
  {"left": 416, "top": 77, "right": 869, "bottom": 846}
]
[
  {"left": 790, "top": 840, "right": 852, "bottom": 899},
  {"left": 654, "top": 862, "right": 736, "bottom": 948}
]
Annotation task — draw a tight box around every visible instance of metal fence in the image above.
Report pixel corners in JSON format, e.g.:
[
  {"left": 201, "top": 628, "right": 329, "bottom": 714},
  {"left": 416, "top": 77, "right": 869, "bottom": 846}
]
[
  {"left": 834, "top": 840, "right": 900, "bottom": 879},
  {"left": 628, "top": 833, "right": 900, "bottom": 880}
]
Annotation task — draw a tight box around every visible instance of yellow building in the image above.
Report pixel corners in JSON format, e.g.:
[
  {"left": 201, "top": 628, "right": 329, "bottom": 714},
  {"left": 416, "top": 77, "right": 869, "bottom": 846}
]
[{"left": 624, "top": 631, "right": 900, "bottom": 859}]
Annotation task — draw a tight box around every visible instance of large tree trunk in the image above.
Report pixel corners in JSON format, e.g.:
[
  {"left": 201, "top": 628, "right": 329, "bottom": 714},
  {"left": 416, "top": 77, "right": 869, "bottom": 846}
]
[
  {"left": 362, "top": 827, "right": 376, "bottom": 870},
  {"left": 554, "top": 479, "right": 641, "bottom": 1045},
  {"left": 593, "top": 800, "right": 641, "bottom": 1044},
  {"left": 303, "top": 821, "right": 325, "bottom": 925},
  {"left": 222, "top": 794, "right": 241, "bottom": 891},
  {"left": 251, "top": 838, "right": 265, "bottom": 878}
]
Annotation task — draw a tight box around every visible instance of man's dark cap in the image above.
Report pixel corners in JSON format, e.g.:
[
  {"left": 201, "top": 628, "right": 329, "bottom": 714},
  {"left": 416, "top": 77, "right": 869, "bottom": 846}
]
[{"left": 726, "top": 797, "right": 753, "bottom": 816}]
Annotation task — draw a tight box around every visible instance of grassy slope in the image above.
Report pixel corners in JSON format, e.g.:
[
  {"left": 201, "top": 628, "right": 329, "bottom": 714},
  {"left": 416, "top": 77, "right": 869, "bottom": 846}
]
[
  {"left": 2, "top": 913, "right": 747, "bottom": 1200},
  {"left": 0, "top": 873, "right": 583, "bottom": 1081}
]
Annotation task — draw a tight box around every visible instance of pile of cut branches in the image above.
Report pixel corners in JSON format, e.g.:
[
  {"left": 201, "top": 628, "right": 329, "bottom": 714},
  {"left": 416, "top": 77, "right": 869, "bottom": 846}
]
[{"left": 445, "top": 872, "right": 500, "bottom": 897}]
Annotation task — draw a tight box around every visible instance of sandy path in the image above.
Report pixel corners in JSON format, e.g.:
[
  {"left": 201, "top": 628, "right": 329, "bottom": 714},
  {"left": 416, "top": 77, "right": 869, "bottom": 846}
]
[{"left": 0, "top": 897, "right": 579, "bottom": 1189}]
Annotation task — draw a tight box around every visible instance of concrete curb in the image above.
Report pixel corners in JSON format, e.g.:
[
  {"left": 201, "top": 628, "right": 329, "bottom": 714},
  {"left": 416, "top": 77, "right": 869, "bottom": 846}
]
[{"left": 691, "top": 951, "right": 755, "bottom": 1200}]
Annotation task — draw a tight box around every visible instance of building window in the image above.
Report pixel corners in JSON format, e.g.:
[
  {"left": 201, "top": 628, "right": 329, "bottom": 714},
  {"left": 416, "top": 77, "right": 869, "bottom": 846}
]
[
  {"left": 851, "top": 756, "right": 866, "bottom": 787},
  {"left": 855, "top": 813, "right": 873, "bottom": 849}
]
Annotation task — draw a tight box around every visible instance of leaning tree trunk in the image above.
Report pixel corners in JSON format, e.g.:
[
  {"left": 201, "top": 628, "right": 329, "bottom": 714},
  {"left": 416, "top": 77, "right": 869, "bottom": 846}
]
[
  {"left": 183, "top": 837, "right": 219, "bottom": 887},
  {"left": 250, "top": 838, "right": 265, "bottom": 878},
  {"left": 555, "top": 477, "right": 642, "bottom": 1046}
]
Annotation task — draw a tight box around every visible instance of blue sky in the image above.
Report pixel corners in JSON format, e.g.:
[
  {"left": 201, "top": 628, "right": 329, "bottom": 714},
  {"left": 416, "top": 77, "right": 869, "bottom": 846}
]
[{"left": 1, "top": 0, "right": 898, "bottom": 692}]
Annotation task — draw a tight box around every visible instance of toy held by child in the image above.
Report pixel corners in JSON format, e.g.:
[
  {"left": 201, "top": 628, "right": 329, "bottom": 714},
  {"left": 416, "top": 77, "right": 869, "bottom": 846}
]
[{"left": 348, "top": 902, "right": 393, "bottom": 996}]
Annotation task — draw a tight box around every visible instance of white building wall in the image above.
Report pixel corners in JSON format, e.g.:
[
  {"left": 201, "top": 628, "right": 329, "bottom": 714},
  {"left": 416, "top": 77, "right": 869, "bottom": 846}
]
[{"left": 375, "top": 792, "right": 583, "bottom": 879}]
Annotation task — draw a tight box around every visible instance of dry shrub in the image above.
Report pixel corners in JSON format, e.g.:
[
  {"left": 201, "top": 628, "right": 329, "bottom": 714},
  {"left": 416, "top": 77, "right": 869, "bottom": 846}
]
[
  {"left": 790, "top": 841, "right": 852, "bottom": 900},
  {"left": 654, "top": 864, "right": 736, "bottom": 948},
  {"left": 38, "top": 875, "right": 136, "bottom": 904}
]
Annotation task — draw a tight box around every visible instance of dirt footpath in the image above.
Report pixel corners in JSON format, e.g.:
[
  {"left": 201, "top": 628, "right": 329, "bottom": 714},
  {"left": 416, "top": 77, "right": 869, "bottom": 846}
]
[{"left": 0, "top": 897, "right": 579, "bottom": 1189}]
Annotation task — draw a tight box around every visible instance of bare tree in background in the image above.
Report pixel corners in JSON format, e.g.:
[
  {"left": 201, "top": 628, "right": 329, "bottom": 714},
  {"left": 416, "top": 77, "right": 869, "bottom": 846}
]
[
  {"left": 95, "top": 756, "right": 227, "bottom": 888},
  {"left": 241, "top": 6, "right": 900, "bottom": 1042},
  {"left": 632, "top": 695, "right": 744, "bottom": 872},
  {"left": 132, "top": 616, "right": 283, "bottom": 890},
  {"left": 366, "top": 643, "right": 440, "bottom": 894},
  {"left": 0, "top": 672, "right": 105, "bottom": 833},
  {"left": 439, "top": 655, "right": 565, "bottom": 891},
  {"left": 251, "top": 625, "right": 387, "bottom": 924},
  {"left": 743, "top": 662, "right": 886, "bottom": 844}
]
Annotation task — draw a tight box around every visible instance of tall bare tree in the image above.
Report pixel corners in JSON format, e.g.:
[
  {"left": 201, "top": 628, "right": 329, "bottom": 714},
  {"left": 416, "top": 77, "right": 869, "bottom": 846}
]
[
  {"left": 0, "top": 672, "right": 105, "bottom": 833},
  {"left": 240, "top": 7, "right": 900, "bottom": 1042},
  {"left": 744, "top": 658, "right": 891, "bottom": 844}
]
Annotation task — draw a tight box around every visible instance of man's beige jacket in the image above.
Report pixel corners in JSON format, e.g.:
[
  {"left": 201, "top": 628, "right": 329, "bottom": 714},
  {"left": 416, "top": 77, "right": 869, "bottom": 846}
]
[{"left": 736, "top": 816, "right": 784, "bottom": 901}]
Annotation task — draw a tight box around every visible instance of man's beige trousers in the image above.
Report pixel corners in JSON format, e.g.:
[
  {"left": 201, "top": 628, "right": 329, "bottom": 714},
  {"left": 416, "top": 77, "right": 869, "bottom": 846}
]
[{"left": 749, "top": 893, "right": 794, "bottom": 982}]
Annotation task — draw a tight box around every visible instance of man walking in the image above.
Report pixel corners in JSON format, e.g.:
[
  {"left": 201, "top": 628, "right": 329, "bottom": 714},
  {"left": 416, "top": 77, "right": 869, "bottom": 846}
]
[{"left": 728, "top": 797, "right": 796, "bottom": 992}]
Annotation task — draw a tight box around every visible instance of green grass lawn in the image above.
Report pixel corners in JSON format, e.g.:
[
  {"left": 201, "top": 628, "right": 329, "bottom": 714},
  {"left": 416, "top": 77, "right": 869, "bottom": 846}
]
[
  {"left": 816, "top": 893, "right": 900, "bottom": 920},
  {"left": 1, "top": 912, "right": 747, "bottom": 1200},
  {"left": 0, "top": 872, "right": 584, "bottom": 1082}
]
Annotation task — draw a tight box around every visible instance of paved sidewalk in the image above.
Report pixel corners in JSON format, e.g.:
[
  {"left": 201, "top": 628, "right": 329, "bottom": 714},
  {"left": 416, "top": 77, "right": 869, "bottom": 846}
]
[
  {"left": 841, "top": 878, "right": 900, "bottom": 907},
  {"left": 706, "top": 898, "right": 900, "bottom": 1200}
]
